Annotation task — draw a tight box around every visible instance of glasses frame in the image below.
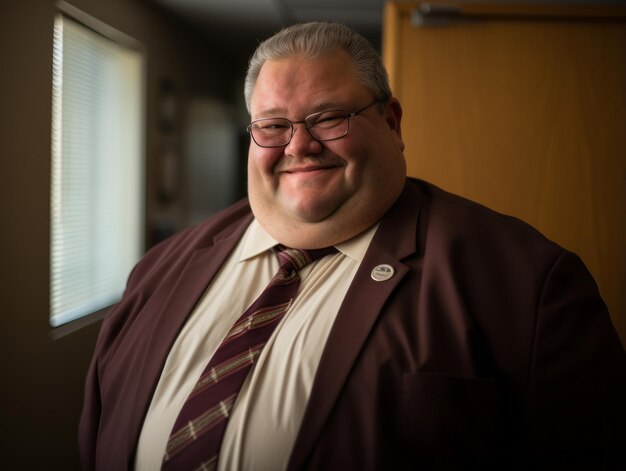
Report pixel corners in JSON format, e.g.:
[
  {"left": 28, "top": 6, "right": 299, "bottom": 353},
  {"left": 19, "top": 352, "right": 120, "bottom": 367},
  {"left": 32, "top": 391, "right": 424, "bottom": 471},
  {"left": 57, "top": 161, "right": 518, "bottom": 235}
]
[{"left": 247, "top": 100, "right": 381, "bottom": 148}]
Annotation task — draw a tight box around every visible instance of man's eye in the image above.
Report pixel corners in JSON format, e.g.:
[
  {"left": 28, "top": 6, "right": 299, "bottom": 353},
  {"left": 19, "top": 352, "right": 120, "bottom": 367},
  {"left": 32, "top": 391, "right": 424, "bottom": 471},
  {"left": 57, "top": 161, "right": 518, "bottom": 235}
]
[
  {"left": 312, "top": 113, "right": 345, "bottom": 128},
  {"left": 257, "top": 122, "right": 289, "bottom": 130}
]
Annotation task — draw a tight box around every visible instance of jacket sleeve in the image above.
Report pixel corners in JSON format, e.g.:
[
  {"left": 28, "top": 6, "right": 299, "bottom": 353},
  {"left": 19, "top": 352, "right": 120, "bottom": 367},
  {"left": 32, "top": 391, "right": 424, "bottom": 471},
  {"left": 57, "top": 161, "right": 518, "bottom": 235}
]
[
  {"left": 78, "top": 317, "right": 107, "bottom": 471},
  {"left": 525, "top": 250, "right": 625, "bottom": 467}
]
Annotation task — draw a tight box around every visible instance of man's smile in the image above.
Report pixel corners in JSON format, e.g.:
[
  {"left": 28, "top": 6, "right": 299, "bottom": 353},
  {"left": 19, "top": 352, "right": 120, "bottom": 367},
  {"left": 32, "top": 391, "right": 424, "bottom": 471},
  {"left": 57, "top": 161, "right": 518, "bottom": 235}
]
[
  {"left": 281, "top": 163, "right": 341, "bottom": 174},
  {"left": 275, "top": 156, "right": 346, "bottom": 176}
]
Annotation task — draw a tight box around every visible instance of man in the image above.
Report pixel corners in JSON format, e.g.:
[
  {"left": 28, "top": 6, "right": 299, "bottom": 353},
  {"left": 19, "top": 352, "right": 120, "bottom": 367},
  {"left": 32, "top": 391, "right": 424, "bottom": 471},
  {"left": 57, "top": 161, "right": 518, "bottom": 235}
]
[{"left": 80, "top": 22, "right": 625, "bottom": 470}]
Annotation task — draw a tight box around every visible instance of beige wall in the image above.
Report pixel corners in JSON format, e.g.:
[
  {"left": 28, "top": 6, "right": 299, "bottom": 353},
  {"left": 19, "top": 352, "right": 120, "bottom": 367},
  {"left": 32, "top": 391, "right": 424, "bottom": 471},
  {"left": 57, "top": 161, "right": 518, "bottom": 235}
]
[{"left": 0, "top": 0, "right": 237, "bottom": 467}]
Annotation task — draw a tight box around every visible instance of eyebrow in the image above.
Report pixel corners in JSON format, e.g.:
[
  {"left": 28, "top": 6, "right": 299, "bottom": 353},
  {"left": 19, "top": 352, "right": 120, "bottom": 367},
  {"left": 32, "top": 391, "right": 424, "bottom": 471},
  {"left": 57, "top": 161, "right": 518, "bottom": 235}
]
[
  {"left": 254, "top": 101, "right": 349, "bottom": 120},
  {"left": 254, "top": 107, "right": 286, "bottom": 118}
]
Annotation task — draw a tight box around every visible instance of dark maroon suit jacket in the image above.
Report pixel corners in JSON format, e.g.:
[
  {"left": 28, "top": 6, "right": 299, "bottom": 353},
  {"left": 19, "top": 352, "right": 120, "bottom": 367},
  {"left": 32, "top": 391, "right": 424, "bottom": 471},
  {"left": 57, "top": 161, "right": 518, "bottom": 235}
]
[{"left": 79, "top": 179, "right": 625, "bottom": 470}]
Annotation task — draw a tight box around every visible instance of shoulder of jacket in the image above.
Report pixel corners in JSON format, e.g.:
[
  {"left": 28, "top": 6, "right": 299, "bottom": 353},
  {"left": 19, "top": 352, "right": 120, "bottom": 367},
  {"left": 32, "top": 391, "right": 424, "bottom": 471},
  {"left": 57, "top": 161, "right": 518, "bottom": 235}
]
[{"left": 137, "top": 198, "right": 253, "bottom": 270}]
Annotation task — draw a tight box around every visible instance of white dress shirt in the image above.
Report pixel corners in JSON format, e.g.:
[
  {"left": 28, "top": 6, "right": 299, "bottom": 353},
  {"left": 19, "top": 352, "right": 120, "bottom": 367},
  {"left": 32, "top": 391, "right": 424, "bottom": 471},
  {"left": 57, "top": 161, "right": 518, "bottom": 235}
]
[{"left": 135, "top": 219, "right": 378, "bottom": 471}]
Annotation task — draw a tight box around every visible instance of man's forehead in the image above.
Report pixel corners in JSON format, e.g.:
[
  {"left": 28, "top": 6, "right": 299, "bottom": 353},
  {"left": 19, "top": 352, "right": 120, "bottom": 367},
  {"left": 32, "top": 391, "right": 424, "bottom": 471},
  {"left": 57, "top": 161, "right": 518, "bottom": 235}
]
[{"left": 250, "top": 53, "right": 366, "bottom": 118}]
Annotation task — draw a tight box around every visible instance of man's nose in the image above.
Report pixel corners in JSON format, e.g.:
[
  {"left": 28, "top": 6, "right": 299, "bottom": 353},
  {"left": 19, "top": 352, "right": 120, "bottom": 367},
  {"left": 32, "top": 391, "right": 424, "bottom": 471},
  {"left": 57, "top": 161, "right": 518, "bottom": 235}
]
[{"left": 284, "top": 123, "right": 322, "bottom": 156}]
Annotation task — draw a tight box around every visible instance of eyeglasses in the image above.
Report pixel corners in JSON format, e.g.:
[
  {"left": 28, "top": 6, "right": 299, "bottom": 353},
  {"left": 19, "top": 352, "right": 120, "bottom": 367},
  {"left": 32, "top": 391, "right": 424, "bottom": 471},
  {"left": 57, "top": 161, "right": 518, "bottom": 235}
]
[{"left": 247, "top": 100, "right": 380, "bottom": 148}]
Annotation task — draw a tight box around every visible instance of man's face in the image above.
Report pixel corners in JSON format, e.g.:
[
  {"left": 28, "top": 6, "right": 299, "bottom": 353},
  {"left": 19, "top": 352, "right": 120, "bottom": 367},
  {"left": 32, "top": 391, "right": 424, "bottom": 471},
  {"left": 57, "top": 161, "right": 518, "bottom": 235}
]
[{"left": 247, "top": 49, "right": 406, "bottom": 248}]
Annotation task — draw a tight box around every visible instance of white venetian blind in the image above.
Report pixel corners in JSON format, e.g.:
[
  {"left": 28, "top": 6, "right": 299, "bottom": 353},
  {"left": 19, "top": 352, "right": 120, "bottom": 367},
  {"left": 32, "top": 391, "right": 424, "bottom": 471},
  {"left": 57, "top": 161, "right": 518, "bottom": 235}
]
[{"left": 50, "top": 14, "right": 143, "bottom": 327}]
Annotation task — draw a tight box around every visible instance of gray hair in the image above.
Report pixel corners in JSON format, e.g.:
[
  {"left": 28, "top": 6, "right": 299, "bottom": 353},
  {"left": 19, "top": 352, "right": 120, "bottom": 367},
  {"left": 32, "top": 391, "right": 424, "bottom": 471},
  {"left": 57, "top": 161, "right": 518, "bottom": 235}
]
[{"left": 244, "top": 22, "right": 392, "bottom": 113}]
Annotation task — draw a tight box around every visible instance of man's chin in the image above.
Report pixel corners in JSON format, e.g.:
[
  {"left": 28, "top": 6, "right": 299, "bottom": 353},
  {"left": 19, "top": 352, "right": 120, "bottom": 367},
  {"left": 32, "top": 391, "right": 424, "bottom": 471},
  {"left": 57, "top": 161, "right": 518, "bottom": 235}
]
[{"left": 286, "top": 200, "right": 340, "bottom": 225}]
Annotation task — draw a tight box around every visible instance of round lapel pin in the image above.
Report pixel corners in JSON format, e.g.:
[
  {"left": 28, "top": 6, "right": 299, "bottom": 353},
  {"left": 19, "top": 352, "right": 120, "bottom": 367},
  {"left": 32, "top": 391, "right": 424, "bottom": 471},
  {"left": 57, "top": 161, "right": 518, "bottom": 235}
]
[{"left": 371, "top": 264, "right": 394, "bottom": 281}]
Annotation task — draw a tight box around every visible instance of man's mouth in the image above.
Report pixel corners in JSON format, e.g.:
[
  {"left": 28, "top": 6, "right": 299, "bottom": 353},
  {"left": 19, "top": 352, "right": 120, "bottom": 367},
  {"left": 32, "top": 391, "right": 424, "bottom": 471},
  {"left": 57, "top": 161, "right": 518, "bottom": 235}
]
[
  {"left": 276, "top": 157, "right": 346, "bottom": 175},
  {"left": 283, "top": 164, "right": 338, "bottom": 174}
]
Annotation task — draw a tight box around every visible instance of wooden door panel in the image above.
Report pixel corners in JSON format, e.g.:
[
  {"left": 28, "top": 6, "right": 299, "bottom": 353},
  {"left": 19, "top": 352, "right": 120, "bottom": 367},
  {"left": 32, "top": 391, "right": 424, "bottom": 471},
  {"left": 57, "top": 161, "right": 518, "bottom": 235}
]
[{"left": 384, "top": 2, "right": 626, "bottom": 342}]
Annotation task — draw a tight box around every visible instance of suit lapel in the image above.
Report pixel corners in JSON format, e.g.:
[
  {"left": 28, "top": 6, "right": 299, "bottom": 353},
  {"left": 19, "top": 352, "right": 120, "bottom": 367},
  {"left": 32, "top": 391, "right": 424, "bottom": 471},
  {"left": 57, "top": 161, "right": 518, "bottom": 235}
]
[{"left": 287, "top": 181, "right": 424, "bottom": 470}]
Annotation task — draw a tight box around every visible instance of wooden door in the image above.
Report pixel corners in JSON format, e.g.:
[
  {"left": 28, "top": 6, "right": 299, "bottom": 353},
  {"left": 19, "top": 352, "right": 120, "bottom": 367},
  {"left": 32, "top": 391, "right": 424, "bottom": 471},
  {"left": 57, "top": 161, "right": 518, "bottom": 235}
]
[{"left": 383, "top": 1, "right": 626, "bottom": 343}]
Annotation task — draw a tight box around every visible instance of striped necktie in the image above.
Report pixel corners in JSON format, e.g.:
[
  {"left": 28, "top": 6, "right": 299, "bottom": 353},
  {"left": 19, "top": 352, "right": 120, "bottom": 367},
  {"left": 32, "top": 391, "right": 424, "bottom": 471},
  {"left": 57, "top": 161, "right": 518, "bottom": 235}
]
[{"left": 162, "top": 246, "right": 336, "bottom": 471}]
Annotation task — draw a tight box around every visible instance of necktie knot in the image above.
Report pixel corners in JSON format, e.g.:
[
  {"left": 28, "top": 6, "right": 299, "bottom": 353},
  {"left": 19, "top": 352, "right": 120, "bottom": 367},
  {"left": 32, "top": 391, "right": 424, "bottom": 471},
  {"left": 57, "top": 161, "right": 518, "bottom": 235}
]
[{"left": 276, "top": 246, "right": 337, "bottom": 273}]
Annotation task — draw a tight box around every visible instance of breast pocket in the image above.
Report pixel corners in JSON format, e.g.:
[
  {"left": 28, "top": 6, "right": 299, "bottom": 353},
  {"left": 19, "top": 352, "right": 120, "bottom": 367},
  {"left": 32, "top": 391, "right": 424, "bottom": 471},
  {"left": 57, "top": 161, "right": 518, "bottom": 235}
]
[{"left": 399, "top": 372, "right": 510, "bottom": 467}]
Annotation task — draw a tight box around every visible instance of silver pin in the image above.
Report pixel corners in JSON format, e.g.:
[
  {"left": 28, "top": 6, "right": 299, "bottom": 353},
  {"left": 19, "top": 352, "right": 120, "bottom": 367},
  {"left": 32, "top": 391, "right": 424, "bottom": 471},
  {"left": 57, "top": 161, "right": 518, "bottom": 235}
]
[{"left": 371, "top": 264, "right": 394, "bottom": 281}]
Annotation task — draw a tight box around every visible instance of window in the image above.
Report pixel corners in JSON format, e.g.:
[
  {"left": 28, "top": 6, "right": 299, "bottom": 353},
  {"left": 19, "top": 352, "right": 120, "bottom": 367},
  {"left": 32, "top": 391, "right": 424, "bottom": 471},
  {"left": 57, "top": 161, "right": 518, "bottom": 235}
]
[{"left": 50, "top": 14, "right": 144, "bottom": 327}]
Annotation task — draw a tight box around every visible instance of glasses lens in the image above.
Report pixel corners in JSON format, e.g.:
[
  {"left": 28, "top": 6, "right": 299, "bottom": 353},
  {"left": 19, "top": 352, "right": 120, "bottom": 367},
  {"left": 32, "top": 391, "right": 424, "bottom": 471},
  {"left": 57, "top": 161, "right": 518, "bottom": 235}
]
[
  {"left": 307, "top": 110, "right": 349, "bottom": 141},
  {"left": 250, "top": 118, "right": 292, "bottom": 147}
]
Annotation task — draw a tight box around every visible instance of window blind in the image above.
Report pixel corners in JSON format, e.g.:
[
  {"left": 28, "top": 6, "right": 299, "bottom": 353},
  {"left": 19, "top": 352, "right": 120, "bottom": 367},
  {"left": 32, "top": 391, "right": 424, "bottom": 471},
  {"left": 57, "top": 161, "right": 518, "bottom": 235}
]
[{"left": 50, "top": 15, "right": 143, "bottom": 327}]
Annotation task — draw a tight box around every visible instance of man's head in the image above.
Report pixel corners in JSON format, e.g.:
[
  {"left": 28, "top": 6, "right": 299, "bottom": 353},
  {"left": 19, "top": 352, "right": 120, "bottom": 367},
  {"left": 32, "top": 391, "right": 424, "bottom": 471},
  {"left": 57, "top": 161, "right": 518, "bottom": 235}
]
[{"left": 245, "top": 22, "right": 406, "bottom": 248}]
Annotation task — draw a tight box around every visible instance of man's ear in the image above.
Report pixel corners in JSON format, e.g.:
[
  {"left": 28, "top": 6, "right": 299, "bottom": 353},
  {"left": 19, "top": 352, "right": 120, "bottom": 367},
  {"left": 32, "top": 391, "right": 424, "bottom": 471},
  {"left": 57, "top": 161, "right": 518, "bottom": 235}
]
[{"left": 384, "top": 97, "right": 405, "bottom": 151}]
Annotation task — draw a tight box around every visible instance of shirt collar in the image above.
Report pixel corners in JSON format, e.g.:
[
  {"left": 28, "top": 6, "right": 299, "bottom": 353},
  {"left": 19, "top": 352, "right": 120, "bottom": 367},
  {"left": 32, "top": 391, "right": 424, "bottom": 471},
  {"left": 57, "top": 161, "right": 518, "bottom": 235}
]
[
  {"left": 335, "top": 222, "right": 379, "bottom": 263},
  {"left": 239, "top": 219, "right": 380, "bottom": 264},
  {"left": 239, "top": 219, "right": 278, "bottom": 262}
]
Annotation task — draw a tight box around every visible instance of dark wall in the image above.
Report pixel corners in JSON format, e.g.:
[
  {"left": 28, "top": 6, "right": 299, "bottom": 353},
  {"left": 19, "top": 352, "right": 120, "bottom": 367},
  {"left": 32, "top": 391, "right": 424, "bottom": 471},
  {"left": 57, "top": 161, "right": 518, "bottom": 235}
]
[{"left": 0, "top": 0, "right": 239, "bottom": 467}]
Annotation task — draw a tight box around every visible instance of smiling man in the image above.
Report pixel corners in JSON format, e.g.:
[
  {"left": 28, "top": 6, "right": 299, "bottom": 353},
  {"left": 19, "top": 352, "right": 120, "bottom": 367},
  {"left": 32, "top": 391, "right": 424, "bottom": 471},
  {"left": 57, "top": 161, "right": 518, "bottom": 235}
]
[
  {"left": 246, "top": 47, "right": 405, "bottom": 249},
  {"left": 80, "top": 22, "right": 625, "bottom": 471}
]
